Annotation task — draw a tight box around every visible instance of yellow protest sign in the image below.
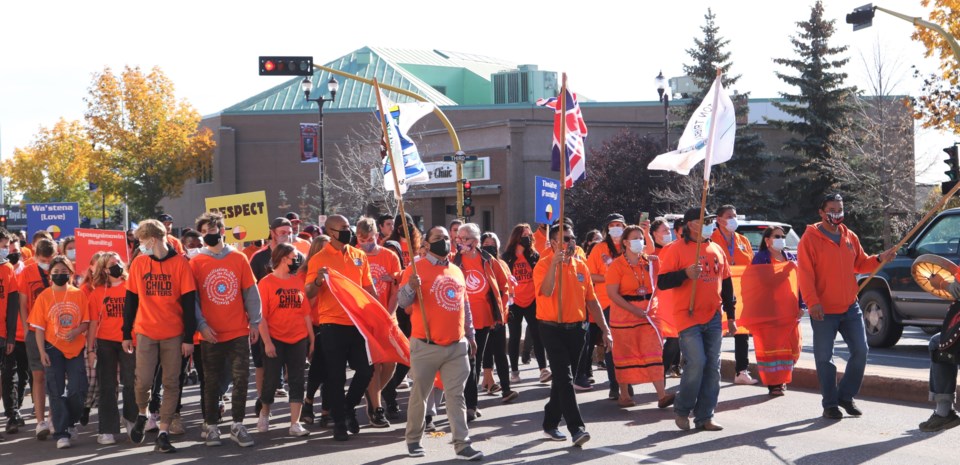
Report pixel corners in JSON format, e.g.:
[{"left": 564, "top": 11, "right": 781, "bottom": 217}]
[{"left": 205, "top": 191, "right": 270, "bottom": 242}]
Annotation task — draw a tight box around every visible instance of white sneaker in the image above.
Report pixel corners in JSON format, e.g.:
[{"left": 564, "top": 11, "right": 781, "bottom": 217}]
[
  {"left": 98, "top": 433, "right": 116, "bottom": 445},
  {"left": 289, "top": 423, "right": 309, "bottom": 437},
  {"left": 509, "top": 371, "right": 521, "bottom": 384},
  {"left": 56, "top": 437, "right": 71, "bottom": 449},
  {"left": 67, "top": 426, "right": 79, "bottom": 440},
  {"left": 734, "top": 370, "right": 759, "bottom": 385},
  {"left": 398, "top": 381, "right": 410, "bottom": 390},
  {"left": 36, "top": 421, "right": 50, "bottom": 440},
  {"left": 145, "top": 413, "right": 159, "bottom": 432},
  {"left": 257, "top": 414, "right": 269, "bottom": 433}
]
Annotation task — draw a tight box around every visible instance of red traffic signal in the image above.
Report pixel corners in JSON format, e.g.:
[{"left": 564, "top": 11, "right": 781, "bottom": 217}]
[{"left": 259, "top": 56, "right": 314, "bottom": 76}]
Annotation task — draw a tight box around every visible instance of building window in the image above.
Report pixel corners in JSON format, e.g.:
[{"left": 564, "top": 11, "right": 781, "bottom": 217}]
[
  {"left": 196, "top": 151, "right": 213, "bottom": 184},
  {"left": 482, "top": 210, "right": 492, "bottom": 233}
]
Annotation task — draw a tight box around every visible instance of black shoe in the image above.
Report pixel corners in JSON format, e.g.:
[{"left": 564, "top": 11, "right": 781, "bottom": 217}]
[
  {"left": 319, "top": 414, "right": 333, "bottom": 428},
  {"left": 543, "top": 428, "right": 566, "bottom": 441},
  {"left": 823, "top": 407, "right": 843, "bottom": 420},
  {"left": 301, "top": 400, "right": 315, "bottom": 425},
  {"left": 79, "top": 407, "right": 90, "bottom": 426},
  {"left": 370, "top": 407, "right": 390, "bottom": 428},
  {"left": 346, "top": 412, "right": 360, "bottom": 434},
  {"left": 155, "top": 432, "right": 176, "bottom": 453},
  {"left": 5, "top": 416, "right": 17, "bottom": 434},
  {"left": 130, "top": 415, "right": 148, "bottom": 444},
  {"left": 333, "top": 425, "right": 349, "bottom": 441},
  {"left": 572, "top": 430, "right": 591, "bottom": 447},
  {"left": 607, "top": 388, "right": 619, "bottom": 400},
  {"left": 455, "top": 445, "right": 484, "bottom": 461},
  {"left": 386, "top": 404, "right": 401, "bottom": 421},
  {"left": 838, "top": 400, "right": 863, "bottom": 417},
  {"left": 13, "top": 411, "right": 24, "bottom": 427},
  {"left": 920, "top": 411, "right": 960, "bottom": 432}
]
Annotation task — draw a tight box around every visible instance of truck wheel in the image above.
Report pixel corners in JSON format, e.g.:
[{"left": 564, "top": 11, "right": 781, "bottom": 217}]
[{"left": 860, "top": 289, "right": 903, "bottom": 348}]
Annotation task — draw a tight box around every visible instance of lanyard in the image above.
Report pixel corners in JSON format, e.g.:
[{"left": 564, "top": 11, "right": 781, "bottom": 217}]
[
  {"left": 625, "top": 256, "right": 663, "bottom": 345},
  {"left": 724, "top": 232, "right": 736, "bottom": 264}
]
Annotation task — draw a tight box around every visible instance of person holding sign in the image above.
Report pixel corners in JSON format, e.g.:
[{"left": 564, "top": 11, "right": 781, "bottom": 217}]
[{"left": 657, "top": 208, "right": 735, "bottom": 432}]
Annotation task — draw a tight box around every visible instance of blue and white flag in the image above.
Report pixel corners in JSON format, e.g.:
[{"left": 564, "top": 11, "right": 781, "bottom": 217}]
[{"left": 375, "top": 97, "right": 434, "bottom": 198}]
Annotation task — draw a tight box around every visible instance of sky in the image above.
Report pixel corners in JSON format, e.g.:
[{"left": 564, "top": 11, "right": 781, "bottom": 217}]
[{"left": 0, "top": 0, "right": 953, "bottom": 184}]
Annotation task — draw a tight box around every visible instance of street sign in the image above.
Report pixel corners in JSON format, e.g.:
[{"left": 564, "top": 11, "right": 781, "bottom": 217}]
[{"left": 534, "top": 176, "right": 561, "bottom": 225}]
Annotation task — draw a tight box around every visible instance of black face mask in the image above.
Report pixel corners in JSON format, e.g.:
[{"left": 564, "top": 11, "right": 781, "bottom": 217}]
[
  {"left": 429, "top": 239, "right": 451, "bottom": 257},
  {"left": 203, "top": 233, "right": 223, "bottom": 247},
  {"left": 109, "top": 264, "right": 124, "bottom": 279},
  {"left": 481, "top": 245, "right": 498, "bottom": 256},
  {"left": 519, "top": 236, "right": 532, "bottom": 249},
  {"left": 288, "top": 256, "right": 302, "bottom": 274},
  {"left": 8, "top": 252, "right": 20, "bottom": 265},
  {"left": 335, "top": 228, "right": 353, "bottom": 245},
  {"left": 51, "top": 273, "right": 70, "bottom": 287}
]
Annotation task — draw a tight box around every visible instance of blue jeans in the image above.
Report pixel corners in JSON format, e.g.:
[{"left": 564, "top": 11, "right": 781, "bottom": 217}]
[
  {"left": 809, "top": 302, "right": 868, "bottom": 408},
  {"left": 674, "top": 312, "right": 722, "bottom": 425},
  {"left": 45, "top": 345, "right": 87, "bottom": 440}
]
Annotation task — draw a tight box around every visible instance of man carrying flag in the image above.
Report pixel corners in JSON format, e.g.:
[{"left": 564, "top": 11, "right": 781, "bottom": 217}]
[
  {"left": 536, "top": 89, "right": 588, "bottom": 188},
  {"left": 304, "top": 215, "right": 377, "bottom": 442}
]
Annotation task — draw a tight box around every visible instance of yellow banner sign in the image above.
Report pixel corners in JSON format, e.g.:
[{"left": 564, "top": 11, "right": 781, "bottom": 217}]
[{"left": 205, "top": 191, "right": 270, "bottom": 242}]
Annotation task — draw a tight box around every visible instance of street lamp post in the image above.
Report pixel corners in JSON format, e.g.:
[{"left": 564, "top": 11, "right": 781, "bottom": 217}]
[
  {"left": 301, "top": 76, "right": 339, "bottom": 215},
  {"left": 655, "top": 71, "right": 670, "bottom": 148}
]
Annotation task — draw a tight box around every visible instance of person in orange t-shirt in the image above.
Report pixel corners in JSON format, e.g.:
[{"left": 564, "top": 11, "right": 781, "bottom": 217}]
[
  {"left": 122, "top": 220, "right": 197, "bottom": 452},
  {"left": 397, "top": 225, "right": 481, "bottom": 460},
  {"left": 533, "top": 223, "right": 610, "bottom": 446},
  {"left": 190, "top": 212, "right": 261, "bottom": 446},
  {"left": 0, "top": 229, "right": 22, "bottom": 432},
  {"left": 797, "top": 194, "right": 894, "bottom": 420},
  {"left": 502, "top": 223, "right": 549, "bottom": 383},
  {"left": 652, "top": 217, "right": 682, "bottom": 378},
  {"left": 85, "top": 251, "right": 135, "bottom": 444},
  {"left": 158, "top": 214, "right": 186, "bottom": 257},
  {"left": 657, "top": 208, "right": 735, "bottom": 432},
  {"left": 19, "top": 238, "right": 55, "bottom": 438},
  {"left": 304, "top": 215, "right": 376, "bottom": 441},
  {"left": 29, "top": 256, "right": 89, "bottom": 447}
]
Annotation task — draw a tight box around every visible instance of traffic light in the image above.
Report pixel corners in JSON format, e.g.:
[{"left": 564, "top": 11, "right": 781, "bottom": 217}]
[
  {"left": 943, "top": 145, "right": 960, "bottom": 194},
  {"left": 462, "top": 179, "right": 472, "bottom": 206},
  {"left": 845, "top": 4, "right": 875, "bottom": 31},
  {"left": 463, "top": 206, "right": 475, "bottom": 217},
  {"left": 259, "top": 56, "right": 314, "bottom": 76},
  {"left": 0, "top": 215, "right": 7, "bottom": 229}
]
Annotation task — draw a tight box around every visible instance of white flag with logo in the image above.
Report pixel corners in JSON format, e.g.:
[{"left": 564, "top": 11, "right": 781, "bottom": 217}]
[{"left": 647, "top": 76, "right": 736, "bottom": 180}]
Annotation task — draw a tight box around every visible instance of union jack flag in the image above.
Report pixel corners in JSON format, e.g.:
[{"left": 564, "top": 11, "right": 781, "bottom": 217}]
[{"left": 536, "top": 88, "right": 588, "bottom": 188}]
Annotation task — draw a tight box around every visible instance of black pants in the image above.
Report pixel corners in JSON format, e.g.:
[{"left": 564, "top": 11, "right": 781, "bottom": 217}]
[
  {"left": 382, "top": 310, "right": 412, "bottom": 408},
  {"left": 576, "top": 309, "right": 615, "bottom": 387},
  {"left": 663, "top": 337, "right": 681, "bottom": 370},
  {"left": 305, "top": 326, "right": 328, "bottom": 408},
  {"left": 262, "top": 338, "right": 308, "bottom": 405},
  {"left": 508, "top": 303, "right": 546, "bottom": 371},
  {"left": 475, "top": 326, "right": 512, "bottom": 396},
  {"left": 96, "top": 339, "right": 137, "bottom": 434},
  {"left": 735, "top": 333, "right": 750, "bottom": 373},
  {"left": 539, "top": 321, "right": 587, "bottom": 435},
  {"left": 201, "top": 337, "right": 250, "bottom": 424},
  {"left": 320, "top": 324, "right": 373, "bottom": 425},
  {"left": 2, "top": 341, "right": 29, "bottom": 417}
]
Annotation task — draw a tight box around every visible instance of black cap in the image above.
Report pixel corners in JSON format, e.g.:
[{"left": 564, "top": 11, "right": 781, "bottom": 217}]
[
  {"left": 157, "top": 214, "right": 174, "bottom": 223},
  {"left": 285, "top": 212, "right": 301, "bottom": 223},
  {"left": 682, "top": 208, "right": 716, "bottom": 223},
  {"left": 819, "top": 193, "right": 843, "bottom": 210},
  {"left": 303, "top": 224, "right": 321, "bottom": 235},
  {"left": 270, "top": 217, "right": 293, "bottom": 230},
  {"left": 603, "top": 213, "right": 626, "bottom": 227}
]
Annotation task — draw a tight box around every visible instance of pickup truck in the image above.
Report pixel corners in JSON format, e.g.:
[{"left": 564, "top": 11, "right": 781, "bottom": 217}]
[{"left": 858, "top": 207, "right": 960, "bottom": 347}]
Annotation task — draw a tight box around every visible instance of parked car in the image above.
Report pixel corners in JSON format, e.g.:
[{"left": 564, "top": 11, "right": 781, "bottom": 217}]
[{"left": 858, "top": 207, "right": 960, "bottom": 347}]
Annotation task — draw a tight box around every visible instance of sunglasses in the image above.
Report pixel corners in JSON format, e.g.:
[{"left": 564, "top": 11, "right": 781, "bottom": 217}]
[{"left": 562, "top": 236, "right": 576, "bottom": 243}]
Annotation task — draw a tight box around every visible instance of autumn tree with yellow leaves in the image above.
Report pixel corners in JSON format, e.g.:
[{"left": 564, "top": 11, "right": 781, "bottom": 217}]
[{"left": 912, "top": 0, "right": 960, "bottom": 132}]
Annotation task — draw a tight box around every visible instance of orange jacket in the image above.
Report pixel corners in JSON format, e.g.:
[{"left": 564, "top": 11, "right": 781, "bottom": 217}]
[{"left": 797, "top": 224, "right": 880, "bottom": 314}]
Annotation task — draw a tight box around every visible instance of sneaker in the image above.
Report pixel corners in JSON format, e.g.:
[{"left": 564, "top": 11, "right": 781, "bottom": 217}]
[
  {"left": 122, "top": 417, "right": 135, "bottom": 437},
  {"left": 289, "top": 423, "right": 310, "bottom": 437},
  {"left": 572, "top": 430, "right": 591, "bottom": 447},
  {"left": 666, "top": 366, "right": 682, "bottom": 378},
  {"left": 130, "top": 415, "right": 148, "bottom": 444},
  {"left": 333, "top": 424, "right": 349, "bottom": 441},
  {"left": 823, "top": 407, "right": 843, "bottom": 420},
  {"left": 67, "top": 426, "right": 79, "bottom": 440},
  {"left": 397, "top": 381, "right": 410, "bottom": 390},
  {"left": 155, "top": 432, "right": 176, "bottom": 453},
  {"left": 230, "top": 423, "right": 254, "bottom": 447},
  {"left": 386, "top": 404, "right": 401, "bottom": 421},
  {"left": 543, "top": 428, "right": 566, "bottom": 441},
  {"left": 697, "top": 420, "right": 724, "bottom": 431},
  {"left": 145, "top": 413, "right": 159, "bottom": 432},
  {"left": 539, "top": 369, "right": 552, "bottom": 383},
  {"left": 734, "top": 370, "right": 759, "bottom": 385},
  {"left": 98, "top": 434, "right": 116, "bottom": 445},
  {"left": 56, "top": 437, "right": 71, "bottom": 449},
  {"left": 200, "top": 422, "right": 209, "bottom": 440},
  {"left": 80, "top": 407, "right": 91, "bottom": 426},
  {"left": 275, "top": 388, "right": 288, "bottom": 398},
  {"left": 455, "top": 445, "right": 484, "bottom": 461},
  {"left": 346, "top": 412, "right": 360, "bottom": 434},
  {"left": 675, "top": 415, "right": 691, "bottom": 431},
  {"left": 502, "top": 391, "right": 519, "bottom": 404},
  {"left": 920, "top": 411, "right": 960, "bottom": 432},
  {"left": 839, "top": 399, "right": 863, "bottom": 417},
  {"left": 257, "top": 414, "right": 269, "bottom": 433},
  {"left": 370, "top": 407, "right": 390, "bottom": 428},
  {"left": 168, "top": 413, "right": 185, "bottom": 435},
  {"left": 407, "top": 442, "right": 425, "bottom": 457},
  {"left": 466, "top": 409, "right": 477, "bottom": 423},
  {"left": 318, "top": 414, "right": 333, "bottom": 428},
  {"left": 301, "top": 400, "right": 316, "bottom": 425},
  {"left": 424, "top": 415, "right": 436, "bottom": 432},
  {"left": 36, "top": 420, "right": 50, "bottom": 441},
  {"left": 6, "top": 416, "right": 18, "bottom": 434},
  {"left": 607, "top": 388, "right": 619, "bottom": 400},
  {"left": 510, "top": 371, "right": 521, "bottom": 384}
]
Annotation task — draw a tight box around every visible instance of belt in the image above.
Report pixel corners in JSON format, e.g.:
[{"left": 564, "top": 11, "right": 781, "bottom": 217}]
[
  {"left": 538, "top": 320, "right": 585, "bottom": 330},
  {"left": 622, "top": 294, "right": 651, "bottom": 302}
]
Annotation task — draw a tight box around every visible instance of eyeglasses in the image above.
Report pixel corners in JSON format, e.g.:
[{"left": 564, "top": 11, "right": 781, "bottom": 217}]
[
  {"left": 772, "top": 235, "right": 785, "bottom": 239},
  {"left": 562, "top": 236, "right": 576, "bottom": 243}
]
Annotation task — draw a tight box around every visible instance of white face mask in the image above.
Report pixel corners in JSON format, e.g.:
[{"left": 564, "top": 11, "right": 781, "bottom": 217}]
[
  {"left": 724, "top": 218, "right": 738, "bottom": 233},
  {"left": 628, "top": 239, "right": 645, "bottom": 254},
  {"left": 658, "top": 233, "right": 673, "bottom": 245},
  {"left": 66, "top": 249, "right": 76, "bottom": 261},
  {"left": 771, "top": 238, "right": 787, "bottom": 251},
  {"left": 38, "top": 262, "right": 50, "bottom": 271},
  {"left": 608, "top": 226, "right": 624, "bottom": 239},
  {"left": 700, "top": 223, "right": 716, "bottom": 239},
  {"left": 186, "top": 248, "right": 201, "bottom": 258}
]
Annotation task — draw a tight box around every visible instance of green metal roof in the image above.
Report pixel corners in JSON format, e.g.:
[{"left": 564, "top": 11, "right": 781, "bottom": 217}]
[{"left": 222, "top": 46, "right": 518, "bottom": 114}]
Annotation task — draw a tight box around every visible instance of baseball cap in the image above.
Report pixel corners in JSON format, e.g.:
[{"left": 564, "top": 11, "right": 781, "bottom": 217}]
[
  {"left": 682, "top": 208, "right": 716, "bottom": 223},
  {"left": 603, "top": 213, "right": 626, "bottom": 227},
  {"left": 303, "top": 224, "right": 321, "bottom": 235},
  {"left": 158, "top": 214, "right": 174, "bottom": 223},
  {"left": 285, "top": 212, "right": 301, "bottom": 224},
  {"left": 270, "top": 217, "right": 293, "bottom": 230}
]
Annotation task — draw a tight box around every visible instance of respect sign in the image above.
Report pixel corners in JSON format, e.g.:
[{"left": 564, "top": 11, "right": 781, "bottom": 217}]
[
  {"left": 205, "top": 191, "right": 270, "bottom": 242},
  {"left": 74, "top": 229, "right": 128, "bottom": 275},
  {"left": 26, "top": 203, "right": 79, "bottom": 240}
]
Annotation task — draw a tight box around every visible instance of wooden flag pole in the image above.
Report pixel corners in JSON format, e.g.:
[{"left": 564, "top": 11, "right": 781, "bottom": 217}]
[
  {"left": 687, "top": 68, "right": 724, "bottom": 317},
  {"left": 555, "top": 73, "right": 568, "bottom": 323},
  {"left": 372, "top": 78, "right": 432, "bottom": 343}
]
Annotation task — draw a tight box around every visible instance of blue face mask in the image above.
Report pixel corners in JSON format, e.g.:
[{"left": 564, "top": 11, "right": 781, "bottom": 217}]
[{"left": 701, "top": 222, "right": 716, "bottom": 239}]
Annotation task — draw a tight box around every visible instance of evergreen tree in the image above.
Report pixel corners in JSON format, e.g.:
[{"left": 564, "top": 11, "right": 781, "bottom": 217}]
[
  {"left": 674, "top": 8, "right": 774, "bottom": 218},
  {"left": 769, "top": 0, "right": 857, "bottom": 228}
]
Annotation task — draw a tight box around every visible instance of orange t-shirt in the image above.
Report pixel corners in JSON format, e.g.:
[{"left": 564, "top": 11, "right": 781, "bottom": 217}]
[
  {"left": 460, "top": 254, "right": 493, "bottom": 329},
  {"left": 0, "top": 263, "right": 17, "bottom": 340},
  {"left": 658, "top": 239, "right": 731, "bottom": 331},
  {"left": 189, "top": 250, "right": 257, "bottom": 343},
  {"left": 305, "top": 243, "right": 373, "bottom": 325},
  {"left": 257, "top": 273, "right": 310, "bottom": 344},
  {"left": 242, "top": 244, "right": 263, "bottom": 261},
  {"left": 89, "top": 283, "right": 127, "bottom": 343},
  {"left": 511, "top": 254, "right": 536, "bottom": 308},
  {"left": 533, "top": 228, "right": 550, "bottom": 254},
  {"left": 533, "top": 252, "right": 597, "bottom": 323},
  {"left": 711, "top": 229, "right": 754, "bottom": 266},
  {"left": 16, "top": 263, "right": 49, "bottom": 342},
  {"left": 168, "top": 235, "right": 186, "bottom": 256},
  {"left": 20, "top": 246, "right": 34, "bottom": 261},
  {"left": 587, "top": 241, "right": 622, "bottom": 310},
  {"left": 293, "top": 238, "right": 312, "bottom": 257},
  {"left": 605, "top": 255, "right": 656, "bottom": 325},
  {"left": 126, "top": 253, "right": 197, "bottom": 340},
  {"left": 399, "top": 263, "right": 466, "bottom": 346},
  {"left": 367, "top": 249, "right": 402, "bottom": 312},
  {"left": 29, "top": 286, "right": 90, "bottom": 358}
]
